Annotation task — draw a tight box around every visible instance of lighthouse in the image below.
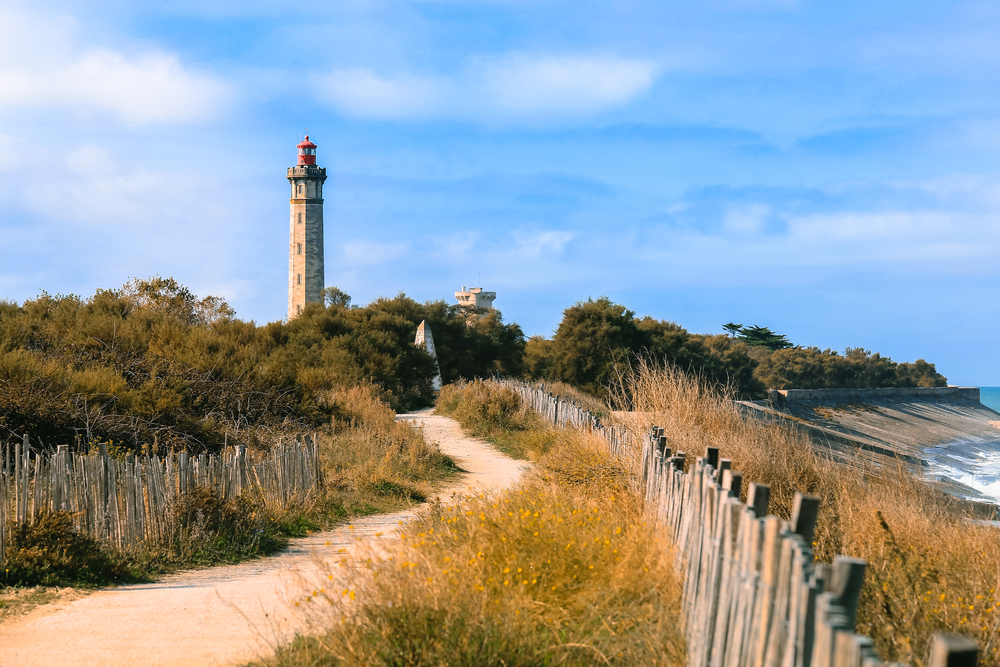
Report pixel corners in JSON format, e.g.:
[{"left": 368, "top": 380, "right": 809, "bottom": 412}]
[{"left": 287, "top": 135, "right": 327, "bottom": 320}]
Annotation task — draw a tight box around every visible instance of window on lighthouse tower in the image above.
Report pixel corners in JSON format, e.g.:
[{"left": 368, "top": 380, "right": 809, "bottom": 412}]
[{"left": 297, "top": 243, "right": 302, "bottom": 255}]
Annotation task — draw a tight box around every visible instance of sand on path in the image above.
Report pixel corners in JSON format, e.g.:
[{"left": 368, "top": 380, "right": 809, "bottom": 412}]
[{"left": 0, "top": 411, "right": 527, "bottom": 667}]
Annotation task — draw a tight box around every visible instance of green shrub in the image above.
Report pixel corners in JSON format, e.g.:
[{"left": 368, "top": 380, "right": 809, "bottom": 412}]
[
  {"left": 2, "top": 512, "right": 131, "bottom": 587},
  {"left": 0, "top": 278, "right": 527, "bottom": 454}
]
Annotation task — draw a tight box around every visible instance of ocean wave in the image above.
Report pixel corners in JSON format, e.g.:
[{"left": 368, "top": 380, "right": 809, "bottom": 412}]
[{"left": 923, "top": 440, "right": 1000, "bottom": 502}]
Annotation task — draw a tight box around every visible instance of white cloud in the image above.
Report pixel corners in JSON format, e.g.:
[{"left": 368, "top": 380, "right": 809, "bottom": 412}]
[
  {"left": 436, "top": 231, "right": 480, "bottom": 258},
  {"left": 0, "top": 131, "right": 275, "bottom": 318},
  {"left": 313, "top": 69, "right": 442, "bottom": 120},
  {"left": 667, "top": 207, "right": 1000, "bottom": 272},
  {"left": 788, "top": 210, "right": 958, "bottom": 244},
  {"left": 313, "top": 54, "right": 656, "bottom": 122},
  {"left": 0, "top": 9, "right": 233, "bottom": 124},
  {"left": 475, "top": 55, "right": 656, "bottom": 117},
  {"left": 513, "top": 230, "right": 575, "bottom": 259},
  {"left": 905, "top": 174, "right": 1000, "bottom": 211},
  {"left": 65, "top": 145, "right": 117, "bottom": 175}
]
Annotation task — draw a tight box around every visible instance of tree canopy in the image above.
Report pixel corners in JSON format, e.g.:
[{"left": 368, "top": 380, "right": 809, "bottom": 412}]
[
  {"left": 0, "top": 279, "right": 949, "bottom": 449},
  {"left": 520, "top": 299, "right": 948, "bottom": 398},
  {"left": 536, "top": 298, "right": 765, "bottom": 398},
  {"left": 0, "top": 279, "right": 525, "bottom": 452},
  {"left": 754, "top": 346, "right": 946, "bottom": 390},
  {"left": 730, "top": 324, "right": 792, "bottom": 351}
]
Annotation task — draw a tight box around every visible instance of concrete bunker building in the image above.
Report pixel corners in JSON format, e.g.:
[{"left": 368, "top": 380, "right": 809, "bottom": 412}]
[{"left": 455, "top": 286, "right": 496, "bottom": 311}]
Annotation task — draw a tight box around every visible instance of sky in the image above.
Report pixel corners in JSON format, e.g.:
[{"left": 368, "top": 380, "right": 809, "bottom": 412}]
[{"left": 1, "top": 0, "right": 999, "bottom": 385}]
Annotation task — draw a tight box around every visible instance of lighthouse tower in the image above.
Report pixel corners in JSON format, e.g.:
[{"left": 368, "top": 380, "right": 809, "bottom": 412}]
[{"left": 287, "top": 135, "right": 328, "bottom": 320}]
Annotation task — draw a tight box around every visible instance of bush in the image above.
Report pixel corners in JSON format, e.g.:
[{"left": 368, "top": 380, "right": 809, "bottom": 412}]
[
  {"left": 531, "top": 296, "right": 946, "bottom": 399},
  {"left": 0, "top": 279, "right": 527, "bottom": 454},
  {"left": 2, "top": 512, "right": 131, "bottom": 587},
  {"left": 752, "top": 346, "right": 948, "bottom": 390},
  {"left": 448, "top": 382, "right": 531, "bottom": 434},
  {"left": 161, "top": 488, "right": 292, "bottom": 565}
]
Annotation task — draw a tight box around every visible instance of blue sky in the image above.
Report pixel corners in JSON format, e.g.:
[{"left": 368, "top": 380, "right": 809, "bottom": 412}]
[{"left": 1, "top": 0, "right": 999, "bottom": 384}]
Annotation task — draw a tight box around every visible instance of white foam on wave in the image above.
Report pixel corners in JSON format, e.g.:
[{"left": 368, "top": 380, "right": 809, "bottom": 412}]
[{"left": 922, "top": 441, "right": 1000, "bottom": 502}]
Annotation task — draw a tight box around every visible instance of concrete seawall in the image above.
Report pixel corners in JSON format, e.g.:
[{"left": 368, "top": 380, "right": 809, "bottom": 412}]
[
  {"left": 738, "top": 386, "right": 1000, "bottom": 501},
  {"left": 774, "top": 386, "right": 980, "bottom": 403}
]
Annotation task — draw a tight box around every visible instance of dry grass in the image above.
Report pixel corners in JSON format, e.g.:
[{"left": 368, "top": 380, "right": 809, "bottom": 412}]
[
  {"left": 1, "top": 384, "right": 457, "bottom": 589},
  {"left": 0, "top": 586, "right": 75, "bottom": 622},
  {"left": 436, "top": 381, "right": 558, "bottom": 460},
  {"left": 322, "top": 383, "right": 458, "bottom": 511},
  {"left": 612, "top": 360, "right": 1000, "bottom": 667},
  {"left": 530, "top": 380, "right": 610, "bottom": 416},
  {"left": 256, "top": 422, "right": 683, "bottom": 667}
]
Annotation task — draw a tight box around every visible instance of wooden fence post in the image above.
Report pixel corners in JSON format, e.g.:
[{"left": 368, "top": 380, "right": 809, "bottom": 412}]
[
  {"left": 19, "top": 434, "right": 30, "bottom": 524},
  {"left": 748, "top": 483, "right": 770, "bottom": 518},
  {"left": 831, "top": 557, "right": 866, "bottom": 628},
  {"left": 0, "top": 440, "right": 6, "bottom": 562},
  {"left": 14, "top": 435, "right": 22, "bottom": 525},
  {"left": 930, "top": 634, "right": 978, "bottom": 667},
  {"left": 791, "top": 493, "right": 821, "bottom": 545},
  {"left": 99, "top": 443, "right": 109, "bottom": 539},
  {"left": 706, "top": 446, "right": 720, "bottom": 469}
]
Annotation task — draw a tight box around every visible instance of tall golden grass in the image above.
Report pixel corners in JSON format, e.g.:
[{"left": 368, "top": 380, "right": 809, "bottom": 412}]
[
  {"left": 531, "top": 379, "right": 610, "bottom": 416},
  {"left": 322, "top": 383, "right": 457, "bottom": 509},
  {"left": 613, "top": 361, "right": 1000, "bottom": 667},
  {"left": 259, "top": 391, "right": 683, "bottom": 667},
  {"left": 436, "top": 380, "right": 557, "bottom": 460}
]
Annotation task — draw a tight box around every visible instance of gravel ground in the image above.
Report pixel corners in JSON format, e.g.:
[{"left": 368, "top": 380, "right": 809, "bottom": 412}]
[{"left": 0, "top": 411, "right": 528, "bottom": 667}]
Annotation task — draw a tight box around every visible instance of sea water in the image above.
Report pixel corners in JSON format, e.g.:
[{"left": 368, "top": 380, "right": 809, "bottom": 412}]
[
  {"left": 981, "top": 387, "right": 1000, "bottom": 413},
  {"left": 921, "top": 387, "right": 1000, "bottom": 503}
]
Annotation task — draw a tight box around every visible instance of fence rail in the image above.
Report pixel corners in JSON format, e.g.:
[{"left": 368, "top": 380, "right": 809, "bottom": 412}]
[
  {"left": 0, "top": 434, "right": 322, "bottom": 563},
  {"left": 504, "top": 379, "right": 978, "bottom": 667}
]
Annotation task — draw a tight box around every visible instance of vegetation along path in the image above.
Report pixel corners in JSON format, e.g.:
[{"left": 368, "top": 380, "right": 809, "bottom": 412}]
[{"left": 0, "top": 411, "right": 528, "bottom": 667}]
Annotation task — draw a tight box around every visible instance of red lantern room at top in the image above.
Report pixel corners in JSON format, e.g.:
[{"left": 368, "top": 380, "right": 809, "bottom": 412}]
[{"left": 297, "top": 136, "right": 317, "bottom": 165}]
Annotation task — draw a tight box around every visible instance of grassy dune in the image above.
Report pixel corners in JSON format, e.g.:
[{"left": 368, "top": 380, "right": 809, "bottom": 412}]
[
  {"left": 258, "top": 384, "right": 683, "bottom": 667},
  {"left": 2, "top": 384, "right": 457, "bottom": 588},
  {"left": 260, "top": 364, "right": 1000, "bottom": 666},
  {"left": 614, "top": 361, "right": 1000, "bottom": 667},
  {"left": 324, "top": 383, "right": 458, "bottom": 512}
]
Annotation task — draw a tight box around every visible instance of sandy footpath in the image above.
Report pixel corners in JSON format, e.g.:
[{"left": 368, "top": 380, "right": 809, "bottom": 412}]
[{"left": 0, "top": 411, "right": 527, "bottom": 667}]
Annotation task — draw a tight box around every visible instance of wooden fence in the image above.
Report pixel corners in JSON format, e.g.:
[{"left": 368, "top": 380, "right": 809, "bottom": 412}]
[
  {"left": 498, "top": 379, "right": 633, "bottom": 459},
  {"left": 504, "top": 380, "right": 979, "bottom": 667},
  {"left": 0, "top": 434, "right": 322, "bottom": 563}
]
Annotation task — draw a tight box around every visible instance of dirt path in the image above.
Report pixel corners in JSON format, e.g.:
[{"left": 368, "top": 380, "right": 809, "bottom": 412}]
[{"left": 0, "top": 412, "right": 527, "bottom": 667}]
